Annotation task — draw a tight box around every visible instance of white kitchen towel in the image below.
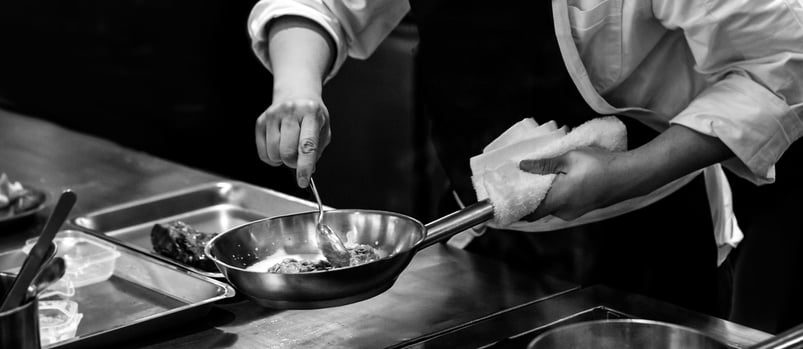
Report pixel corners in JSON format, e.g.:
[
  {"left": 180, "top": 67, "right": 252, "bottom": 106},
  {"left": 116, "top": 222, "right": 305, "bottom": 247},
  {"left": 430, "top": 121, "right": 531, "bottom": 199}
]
[
  {"left": 470, "top": 116, "right": 628, "bottom": 227},
  {"left": 705, "top": 164, "right": 744, "bottom": 266},
  {"left": 448, "top": 117, "right": 743, "bottom": 266}
]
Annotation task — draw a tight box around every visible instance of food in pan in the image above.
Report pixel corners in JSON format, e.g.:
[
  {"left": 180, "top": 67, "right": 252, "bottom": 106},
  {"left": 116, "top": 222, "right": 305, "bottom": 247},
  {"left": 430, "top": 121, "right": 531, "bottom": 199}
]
[
  {"left": 261, "top": 244, "right": 381, "bottom": 274},
  {"left": 151, "top": 219, "right": 381, "bottom": 274},
  {"left": 347, "top": 244, "right": 381, "bottom": 266},
  {"left": 0, "top": 173, "right": 46, "bottom": 220},
  {"left": 150, "top": 220, "right": 218, "bottom": 272},
  {"left": 267, "top": 258, "right": 333, "bottom": 273}
]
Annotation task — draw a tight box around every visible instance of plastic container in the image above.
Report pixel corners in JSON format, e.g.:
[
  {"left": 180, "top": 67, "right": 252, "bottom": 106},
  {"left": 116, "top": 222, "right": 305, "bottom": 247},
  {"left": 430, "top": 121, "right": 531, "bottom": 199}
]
[
  {"left": 25, "top": 230, "right": 121, "bottom": 288},
  {"left": 39, "top": 278, "right": 75, "bottom": 299},
  {"left": 38, "top": 300, "right": 83, "bottom": 346}
]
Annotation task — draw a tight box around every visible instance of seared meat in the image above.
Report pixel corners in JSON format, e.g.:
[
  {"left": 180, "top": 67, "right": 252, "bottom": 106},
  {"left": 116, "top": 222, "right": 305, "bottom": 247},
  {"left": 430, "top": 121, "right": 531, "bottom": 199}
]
[
  {"left": 267, "top": 244, "right": 381, "bottom": 273},
  {"left": 151, "top": 221, "right": 217, "bottom": 272},
  {"left": 349, "top": 244, "right": 380, "bottom": 266},
  {"left": 267, "top": 258, "right": 332, "bottom": 273}
]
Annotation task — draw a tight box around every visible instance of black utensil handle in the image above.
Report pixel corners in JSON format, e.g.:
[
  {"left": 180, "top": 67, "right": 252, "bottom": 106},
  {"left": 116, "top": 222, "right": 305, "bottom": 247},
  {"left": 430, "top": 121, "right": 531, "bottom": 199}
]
[{"left": 0, "top": 190, "right": 76, "bottom": 311}]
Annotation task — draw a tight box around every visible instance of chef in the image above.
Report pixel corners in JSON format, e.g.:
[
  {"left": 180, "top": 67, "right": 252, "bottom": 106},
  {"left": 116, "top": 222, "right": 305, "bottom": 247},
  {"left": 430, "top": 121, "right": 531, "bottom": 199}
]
[{"left": 247, "top": 0, "right": 803, "bottom": 320}]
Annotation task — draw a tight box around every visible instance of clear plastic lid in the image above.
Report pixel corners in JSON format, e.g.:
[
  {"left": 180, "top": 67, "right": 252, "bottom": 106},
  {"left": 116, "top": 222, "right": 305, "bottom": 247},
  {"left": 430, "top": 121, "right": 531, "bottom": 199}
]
[
  {"left": 24, "top": 230, "right": 121, "bottom": 288},
  {"left": 38, "top": 299, "right": 83, "bottom": 346},
  {"left": 39, "top": 278, "right": 75, "bottom": 299}
]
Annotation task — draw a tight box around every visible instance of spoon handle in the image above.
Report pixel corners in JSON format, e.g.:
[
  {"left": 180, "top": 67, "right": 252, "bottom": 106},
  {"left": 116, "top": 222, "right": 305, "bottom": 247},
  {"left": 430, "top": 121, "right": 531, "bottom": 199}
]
[
  {"left": 0, "top": 190, "right": 76, "bottom": 311},
  {"left": 308, "top": 178, "right": 324, "bottom": 223}
]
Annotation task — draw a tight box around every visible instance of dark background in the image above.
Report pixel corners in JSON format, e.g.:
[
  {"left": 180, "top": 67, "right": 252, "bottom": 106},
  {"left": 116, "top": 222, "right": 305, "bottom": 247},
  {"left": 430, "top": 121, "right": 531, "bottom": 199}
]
[
  {"left": 1, "top": 0, "right": 800, "bottom": 336},
  {"left": 0, "top": 1, "right": 445, "bottom": 220}
]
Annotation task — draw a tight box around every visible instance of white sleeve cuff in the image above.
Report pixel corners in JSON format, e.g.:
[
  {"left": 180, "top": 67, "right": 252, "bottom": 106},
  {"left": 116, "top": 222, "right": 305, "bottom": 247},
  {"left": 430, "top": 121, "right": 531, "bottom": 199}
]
[
  {"left": 670, "top": 73, "right": 803, "bottom": 185},
  {"left": 248, "top": 0, "right": 349, "bottom": 82}
]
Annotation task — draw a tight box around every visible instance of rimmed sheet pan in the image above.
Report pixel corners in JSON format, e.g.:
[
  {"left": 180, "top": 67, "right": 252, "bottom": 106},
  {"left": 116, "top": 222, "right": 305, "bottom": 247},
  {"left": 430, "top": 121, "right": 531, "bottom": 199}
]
[
  {"left": 71, "top": 181, "right": 321, "bottom": 278},
  {"left": 0, "top": 230, "right": 235, "bottom": 348}
]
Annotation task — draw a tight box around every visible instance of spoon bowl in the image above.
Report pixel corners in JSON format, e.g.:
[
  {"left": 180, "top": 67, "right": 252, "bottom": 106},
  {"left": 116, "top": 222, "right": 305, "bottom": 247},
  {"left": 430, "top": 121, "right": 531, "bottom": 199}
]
[
  {"left": 30, "top": 257, "right": 66, "bottom": 298},
  {"left": 308, "top": 178, "right": 350, "bottom": 268}
]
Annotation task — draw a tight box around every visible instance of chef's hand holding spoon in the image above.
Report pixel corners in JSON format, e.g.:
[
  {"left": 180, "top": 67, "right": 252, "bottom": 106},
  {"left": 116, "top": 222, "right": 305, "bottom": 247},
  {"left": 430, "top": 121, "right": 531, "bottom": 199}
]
[{"left": 255, "top": 16, "right": 335, "bottom": 188}]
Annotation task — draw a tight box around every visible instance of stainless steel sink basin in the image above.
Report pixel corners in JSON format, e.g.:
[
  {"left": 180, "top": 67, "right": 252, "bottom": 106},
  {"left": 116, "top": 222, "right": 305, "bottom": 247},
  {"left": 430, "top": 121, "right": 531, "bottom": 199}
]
[
  {"left": 395, "top": 285, "right": 772, "bottom": 349},
  {"left": 489, "top": 306, "right": 632, "bottom": 348}
]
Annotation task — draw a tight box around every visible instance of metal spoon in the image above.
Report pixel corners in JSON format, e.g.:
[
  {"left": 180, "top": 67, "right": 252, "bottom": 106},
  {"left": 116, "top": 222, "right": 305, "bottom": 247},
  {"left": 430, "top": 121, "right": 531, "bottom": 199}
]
[
  {"left": 308, "top": 178, "right": 350, "bottom": 268},
  {"left": 27, "top": 257, "right": 66, "bottom": 298}
]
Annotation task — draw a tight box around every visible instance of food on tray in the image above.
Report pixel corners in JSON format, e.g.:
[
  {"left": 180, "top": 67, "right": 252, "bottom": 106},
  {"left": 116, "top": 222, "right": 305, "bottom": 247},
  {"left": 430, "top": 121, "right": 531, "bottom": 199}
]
[
  {"left": 264, "top": 244, "right": 381, "bottom": 274},
  {"left": 0, "top": 173, "right": 46, "bottom": 219},
  {"left": 151, "top": 221, "right": 218, "bottom": 272}
]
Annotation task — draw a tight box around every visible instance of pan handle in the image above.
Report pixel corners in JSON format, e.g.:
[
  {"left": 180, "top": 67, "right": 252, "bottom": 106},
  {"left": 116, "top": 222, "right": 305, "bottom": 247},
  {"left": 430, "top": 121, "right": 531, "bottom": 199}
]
[
  {"left": 750, "top": 322, "right": 803, "bottom": 349},
  {"left": 420, "top": 199, "right": 495, "bottom": 250}
]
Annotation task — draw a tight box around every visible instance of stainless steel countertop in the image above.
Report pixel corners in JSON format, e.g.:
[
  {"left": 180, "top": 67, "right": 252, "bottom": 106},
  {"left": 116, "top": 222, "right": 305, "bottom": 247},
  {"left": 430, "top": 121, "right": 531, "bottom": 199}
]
[
  {"left": 1, "top": 109, "right": 773, "bottom": 348},
  {"left": 407, "top": 285, "right": 773, "bottom": 348},
  {"left": 0, "top": 109, "right": 577, "bottom": 348}
]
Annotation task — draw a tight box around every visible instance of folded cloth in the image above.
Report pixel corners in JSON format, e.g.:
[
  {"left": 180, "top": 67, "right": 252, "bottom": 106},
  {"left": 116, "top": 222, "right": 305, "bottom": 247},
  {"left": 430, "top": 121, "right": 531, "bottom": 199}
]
[
  {"left": 470, "top": 116, "right": 627, "bottom": 227},
  {"left": 458, "top": 117, "right": 742, "bottom": 267}
]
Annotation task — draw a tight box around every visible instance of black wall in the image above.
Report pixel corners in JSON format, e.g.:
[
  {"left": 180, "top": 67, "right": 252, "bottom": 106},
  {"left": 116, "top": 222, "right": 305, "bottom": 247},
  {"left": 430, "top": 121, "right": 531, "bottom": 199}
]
[
  {"left": 0, "top": 1, "right": 443, "bottom": 219},
  {"left": 0, "top": 0, "right": 306, "bottom": 198}
]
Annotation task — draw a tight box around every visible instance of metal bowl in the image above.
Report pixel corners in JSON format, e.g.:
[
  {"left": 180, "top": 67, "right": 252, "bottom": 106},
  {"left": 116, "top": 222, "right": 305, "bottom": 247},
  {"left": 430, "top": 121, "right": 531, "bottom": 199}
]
[
  {"left": 205, "top": 201, "right": 493, "bottom": 309},
  {"left": 528, "top": 319, "right": 731, "bottom": 349}
]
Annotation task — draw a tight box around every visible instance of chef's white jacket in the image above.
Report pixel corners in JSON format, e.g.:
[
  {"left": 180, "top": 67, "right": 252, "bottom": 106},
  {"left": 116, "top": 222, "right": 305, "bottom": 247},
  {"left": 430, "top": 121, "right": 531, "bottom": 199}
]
[{"left": 248, "top": 0, "right": 803, "bottom": 265}]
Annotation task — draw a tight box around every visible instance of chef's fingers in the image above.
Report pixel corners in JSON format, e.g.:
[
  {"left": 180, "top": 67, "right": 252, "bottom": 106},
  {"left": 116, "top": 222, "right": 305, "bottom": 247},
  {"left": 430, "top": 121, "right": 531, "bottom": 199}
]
[
  {"left": 255, "top": 110, "right": 282, "bottom": 166},
  {"left": 521, "top": 178, "right": 564, "bottom": 222},
  {"left": 266, "top": 104, "right": 286, "bottom": 166},
  {"left": 255, "top": 114, "right": 269, "bottom": 163},
  {"left": 317, "top": 104, "right": 331, "bottom": 158},
  {"left": 519, "top": 157, "right": 567, "bottom": 175},
  {"left": 296, "top": 111, "right": 325, "bottom": 188},
  {"left": 525, "top": 196, "right": 554, "bottom": 222},
  {"left": 279, "top": 116, "right": 301, "bottom": 169},
  {"left": 520, "top": 156, "right": 568, "bottom": 221}
]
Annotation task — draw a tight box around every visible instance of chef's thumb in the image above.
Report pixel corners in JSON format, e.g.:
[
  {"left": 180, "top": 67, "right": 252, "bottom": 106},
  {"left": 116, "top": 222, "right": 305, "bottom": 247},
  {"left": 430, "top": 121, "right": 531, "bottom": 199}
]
[{"left": 519, "top": 156, "right": 566, "bottom": 175}]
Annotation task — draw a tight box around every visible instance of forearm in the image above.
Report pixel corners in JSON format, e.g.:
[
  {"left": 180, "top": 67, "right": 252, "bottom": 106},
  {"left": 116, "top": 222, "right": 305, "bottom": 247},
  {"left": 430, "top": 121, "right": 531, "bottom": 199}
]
[
  {"left": 267, "top": 16, "right": 335, "bottom": 99},
  {"left": 611, "top": 124, "right": 734, "bottom": 200}
]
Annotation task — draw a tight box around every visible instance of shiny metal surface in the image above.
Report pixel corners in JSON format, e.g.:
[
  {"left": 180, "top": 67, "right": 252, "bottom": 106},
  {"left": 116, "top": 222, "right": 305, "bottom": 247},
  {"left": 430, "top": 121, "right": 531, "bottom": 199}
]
[
  {"left": 528, "top": 319, "right": 730, "bottom": 349},
  {"left": 205, "top": 200, "right": 494, "bottom": 309},
  {"left": 0, "top": 231, "right": 235, "bottom": 348},
  {"left": 0, "top": 110, "right": 219, "bottom": 251},
  {"left": 408, "top": 285, "right": 773, "bottom": 348},
  {"left": 71, "top": 181, "right": 319, "bottom": 278},
  {"left": 751, "top": 323, "right": 803, "bottom": 349},
  {"left": 0, "top": 108, "right": 669, "bottom": 348},
  {"left": 0, "top": 273, "right": 40, "bottom": 349},
  {"left": 308, "top": 177, "right": 350, "bottom": 267},
  {"left": 33, "top": 256, "right": 66, "bottom": 296},
  {"left": 421, "top": 199, "right": 495, "bottom": 248}
]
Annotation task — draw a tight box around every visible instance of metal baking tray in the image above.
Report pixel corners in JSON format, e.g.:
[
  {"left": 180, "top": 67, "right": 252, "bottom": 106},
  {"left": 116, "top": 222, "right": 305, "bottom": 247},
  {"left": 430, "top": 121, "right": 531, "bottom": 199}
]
[
  {"left": 71, "top": 181, "right": 321, "bottom": 278},
  {"left": 0, "top": 230, "right": 235, "bottom": 348}
]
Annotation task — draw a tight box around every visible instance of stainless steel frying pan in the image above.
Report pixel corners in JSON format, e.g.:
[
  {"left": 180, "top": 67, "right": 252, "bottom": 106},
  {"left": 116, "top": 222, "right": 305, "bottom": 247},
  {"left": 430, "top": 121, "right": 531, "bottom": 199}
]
[{"left": 204, "top": 200, "right": 494, "bottom": 309}]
